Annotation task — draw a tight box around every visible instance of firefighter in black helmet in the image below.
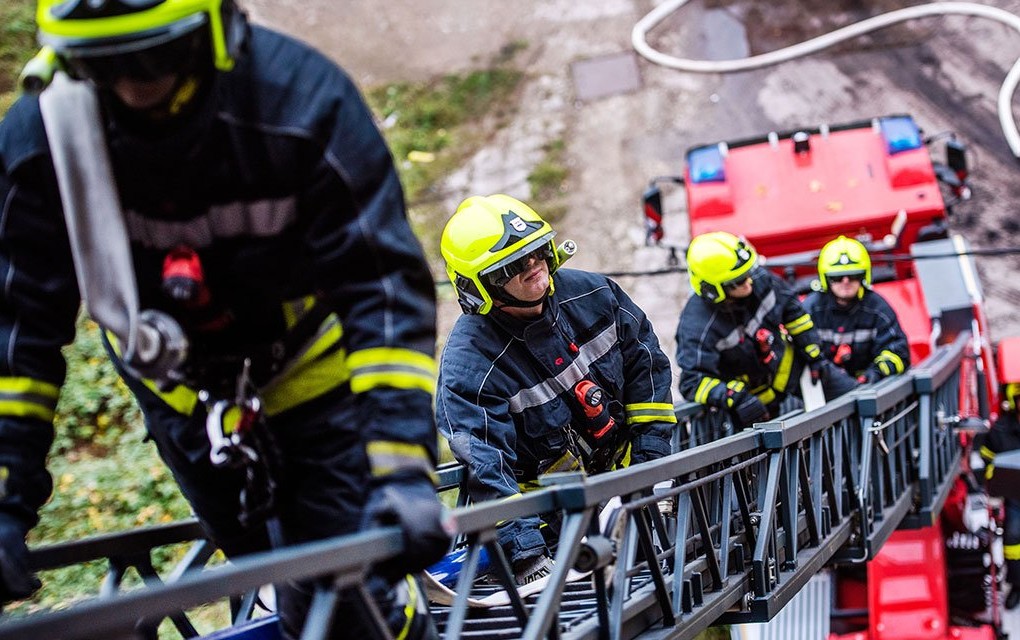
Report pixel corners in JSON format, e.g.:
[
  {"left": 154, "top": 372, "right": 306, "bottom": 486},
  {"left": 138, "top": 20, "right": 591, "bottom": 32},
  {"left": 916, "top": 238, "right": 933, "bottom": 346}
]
[
  {"left": 677, "top": 232, "right": 856, "bottom": 429},
  {"left": 0, "top": 1, "right": 448, "bottom": 637}
]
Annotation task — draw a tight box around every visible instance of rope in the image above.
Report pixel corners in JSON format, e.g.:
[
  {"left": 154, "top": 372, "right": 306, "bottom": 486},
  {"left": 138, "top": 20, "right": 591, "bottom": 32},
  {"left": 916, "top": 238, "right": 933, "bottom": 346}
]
[
  {"left": 631, "top": 0, "right": 1020, "bottom": 160},
  {"left": 433, "top": 244, "right": 1020, "bottom": 285}
]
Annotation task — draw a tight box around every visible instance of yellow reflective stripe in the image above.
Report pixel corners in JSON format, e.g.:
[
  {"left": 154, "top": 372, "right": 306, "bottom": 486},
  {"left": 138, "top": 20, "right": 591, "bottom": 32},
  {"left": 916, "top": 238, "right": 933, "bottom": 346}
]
[
  {"left": 980, "top": 445, "right": 997, "bottom": 462},
  {"left": 1006, "top": 543, "right": 1020, "bottom": 561},
  {"left": 0, "top": 377, "right": 60, "bottom": 421},
  {"left": 695, "top": 377, "right": 721, "bottom": 404},
  {"left": 394, "top": 574, "right": 419, "bottom": 640},
  {"left": 366, "top": 440, "right": 436, "bottom": 481},
  {"left": 786, "top": 314, "right": 814, "bottom": 336},
  {"left": 281, "top": 295, "right": 318, "bottom": 329},
  {"left": 0, "top": 400, "right": 55, "bottom": 421},
  {"left": 771, "top": 343, "right": 796, "bottom": 393},
  {"left": 803, "top": 344, "right": 821, "bottom": 359},
  {"left": 726, "top": 380, "right": 745, "bottom": 393},
  {"left": 986, "top": 463, "right": 995, "bottom": 481},
  {"left": 142, "top": 380, "right": 200, "bottom": 416},
  {"left": 755, "top": 388, "right": 776, "bottom": 405},
  {"left": 875, "top": 350, "right": 905, "bottom": 374},
  {"left": 261, "top": 346, "right": 349, "bottom": 415},
  {"left": 625, "top": 402, "right": 677, "bottom": 424},
  {"left": 348, "top": 348, "right": 436, "bottom": 395}
]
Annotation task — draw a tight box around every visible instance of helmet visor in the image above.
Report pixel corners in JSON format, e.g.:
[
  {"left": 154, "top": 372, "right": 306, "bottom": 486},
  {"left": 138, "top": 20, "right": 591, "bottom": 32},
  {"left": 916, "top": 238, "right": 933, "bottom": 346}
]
[
  {"left": 58, "top": 15, "right": 208, "bottom": 85},
  {"left": 721, "top": 274, "right": 752, "bottom": 291},
  {"left": 829, "top": 271, "right": 866, "bottom": 283},
  {"left": 484, "top": 244, "right": 554, "bottom": 288}
]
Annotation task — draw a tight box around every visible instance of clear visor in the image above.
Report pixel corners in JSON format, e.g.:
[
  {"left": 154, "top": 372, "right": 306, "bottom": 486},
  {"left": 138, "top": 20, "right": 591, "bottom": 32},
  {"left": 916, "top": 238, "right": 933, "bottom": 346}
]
[
  {"left": 481, "top": 232, "right": 556, "bottom": 288},
  {"left": 53, "top": 14, "right": 208, "bottom": 85}
]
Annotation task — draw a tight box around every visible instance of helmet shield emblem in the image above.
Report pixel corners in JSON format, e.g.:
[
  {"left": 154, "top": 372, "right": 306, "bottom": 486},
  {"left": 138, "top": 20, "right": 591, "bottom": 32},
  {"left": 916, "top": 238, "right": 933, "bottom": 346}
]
[{"left": 491, "top": 211, "right": 544, "bottom": 252}]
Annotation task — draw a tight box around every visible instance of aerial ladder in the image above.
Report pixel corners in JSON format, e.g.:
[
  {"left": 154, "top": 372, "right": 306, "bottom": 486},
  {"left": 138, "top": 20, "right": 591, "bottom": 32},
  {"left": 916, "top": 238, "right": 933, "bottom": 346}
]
[{"left": 0, "top": 116, "right": 1005, "bottom": 640}]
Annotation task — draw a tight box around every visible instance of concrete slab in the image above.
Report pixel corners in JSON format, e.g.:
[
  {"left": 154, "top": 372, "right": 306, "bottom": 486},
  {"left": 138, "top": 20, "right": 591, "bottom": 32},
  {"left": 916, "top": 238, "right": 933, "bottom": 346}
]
[{"left": 570, "top": 51, "right": 642, "bottom": 102}]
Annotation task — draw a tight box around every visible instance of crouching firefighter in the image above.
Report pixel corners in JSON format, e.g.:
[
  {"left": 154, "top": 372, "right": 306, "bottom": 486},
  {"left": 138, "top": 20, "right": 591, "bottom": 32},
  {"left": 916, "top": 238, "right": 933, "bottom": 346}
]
[
  {"left": 677, "top": 232, "right": 857, "bottom": 430},
  {"left": 0, "top": 1, "right": 450, "bottom": 637},
  {"left": 436, "top": 194, "right": 676, "bottom": 587}
]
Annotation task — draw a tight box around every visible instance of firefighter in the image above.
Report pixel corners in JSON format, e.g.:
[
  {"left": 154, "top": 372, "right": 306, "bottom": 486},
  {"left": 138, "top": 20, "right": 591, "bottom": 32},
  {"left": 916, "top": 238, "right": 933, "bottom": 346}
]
[
  {"left": 978, "top": 356, "right": 1020, "bottom": 609},
  {"left": 0, "top": 1, "right": 448, "bottom": 638},
  {"left": 436, "top": 194, "right": 675, "bottom": 586},
  {"left": 676, "top": 232, "right": 856, "bottom": 428},
  {"left": 802, "top": 236, "right": 910, "bottom": 384}
]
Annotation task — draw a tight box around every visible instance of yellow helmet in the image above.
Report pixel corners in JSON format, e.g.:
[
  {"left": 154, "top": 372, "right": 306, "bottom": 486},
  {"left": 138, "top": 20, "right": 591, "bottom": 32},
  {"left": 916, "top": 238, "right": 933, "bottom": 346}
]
[
  {"left": 441, "top": 194, "right": 560, "bottom": 315},
  {"left": 36, "top": 0, "right": 246, "bottom": 85},
  {"left": 818, "top": 236, "right": 871, "bottom": 296},
  {"left": 686, "top": 231, "right": 757, "bottom": 303}
]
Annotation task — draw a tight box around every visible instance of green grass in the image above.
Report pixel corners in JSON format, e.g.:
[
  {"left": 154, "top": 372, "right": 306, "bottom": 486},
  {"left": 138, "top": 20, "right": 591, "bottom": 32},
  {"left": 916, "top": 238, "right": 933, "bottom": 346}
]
[
  {"left": 367, "top": 66, "right": 524, "bottom": 206},
  {"left": 528, "top": 138, "right": 570, "bottom": 224},
  {"left": 0, "top": 0, "right": 35, "bottom": 114}
]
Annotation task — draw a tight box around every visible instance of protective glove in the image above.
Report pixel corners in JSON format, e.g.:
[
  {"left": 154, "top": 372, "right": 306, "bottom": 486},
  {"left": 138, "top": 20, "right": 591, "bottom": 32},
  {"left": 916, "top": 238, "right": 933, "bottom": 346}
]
[
  {"left": 729, "top": 391, "right": 769, "bottom": 426},
  {"left": 811, "top": 359, "right": 857, "bottom": 399},
  {"left": 629, "top": 433, "right": 672, "bottom": 465},
  {"left": 857, "top": 369, "right": 881, "bottom": 385},
  {"left": 0, "top": 515, "right": 40, "bottom": 603},
  {"left": 361, "top": 472, "right": 452, "bottom": 583}
]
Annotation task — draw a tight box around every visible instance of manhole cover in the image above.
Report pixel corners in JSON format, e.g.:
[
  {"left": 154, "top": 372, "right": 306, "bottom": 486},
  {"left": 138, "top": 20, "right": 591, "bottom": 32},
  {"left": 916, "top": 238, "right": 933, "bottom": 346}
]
[{"left": 570, "top": 51, "right": 642, "bottom": 102}]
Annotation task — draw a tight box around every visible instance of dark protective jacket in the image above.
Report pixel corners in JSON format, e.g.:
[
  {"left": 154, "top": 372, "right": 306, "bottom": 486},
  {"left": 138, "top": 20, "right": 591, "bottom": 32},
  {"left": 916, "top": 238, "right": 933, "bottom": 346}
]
[
  {"left": 676, "top": 266, "right": 824, "bottom": 411},
  {"left": 436, "top": 268, "right": 676, "bottom": 562},
  {"left": 801, "top": 288, "right": 910, "bottom": 381},
  {"left": 0, "top": 26, "right": 438, "bottom": 531},
  {"left": 978, "top": 412, "right": 1020, "bottom": 469}
]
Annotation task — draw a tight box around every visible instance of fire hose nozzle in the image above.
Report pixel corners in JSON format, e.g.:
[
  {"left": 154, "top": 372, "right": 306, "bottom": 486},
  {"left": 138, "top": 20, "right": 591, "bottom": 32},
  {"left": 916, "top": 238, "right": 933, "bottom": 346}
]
[{"left": 129, "top": 309, "right": 189, "bottom": 386}]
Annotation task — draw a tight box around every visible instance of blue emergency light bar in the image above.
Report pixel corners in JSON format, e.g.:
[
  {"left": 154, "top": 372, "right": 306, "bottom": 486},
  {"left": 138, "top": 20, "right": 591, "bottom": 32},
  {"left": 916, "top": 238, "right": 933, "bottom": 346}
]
[
  {"left": 880, "top": 116, "right": 923, "bottom": 155},
  {"left": 687, "top": 145, "right": 726, "bottom": 183}
]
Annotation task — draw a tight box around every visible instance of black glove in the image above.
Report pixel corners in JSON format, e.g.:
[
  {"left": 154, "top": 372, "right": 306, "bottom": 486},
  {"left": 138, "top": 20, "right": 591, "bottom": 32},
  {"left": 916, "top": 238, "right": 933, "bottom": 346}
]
[
  {"left": 729, "top": 391, "right": 769, "bottom": 426},
  {"left": 629, "top": 433, "right": 672, "bottom": 465},
  {"left": 812, "top": 360, "right": 857, "bottom": 399},
  {"left": 0, "top": 515, "right": 40, "bottom": 603},
  {"left": 361, "top": 472, "right": 452, "bottom": 582}
]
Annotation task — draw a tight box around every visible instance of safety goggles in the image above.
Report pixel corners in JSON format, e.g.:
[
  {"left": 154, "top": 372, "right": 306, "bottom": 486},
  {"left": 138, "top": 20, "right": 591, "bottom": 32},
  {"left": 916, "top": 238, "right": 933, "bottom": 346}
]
[
  {"left": 831, "top": 272, "right": 865, "bottom": 283},
  {"left": 61, "top": 19, "right": 208, "bottom": 86},
  {"left": 721, "top": 275, "right": 752, "bottom": 291},
  {"left": 485, "top": 245, "right": 553, "bottom": 287}
]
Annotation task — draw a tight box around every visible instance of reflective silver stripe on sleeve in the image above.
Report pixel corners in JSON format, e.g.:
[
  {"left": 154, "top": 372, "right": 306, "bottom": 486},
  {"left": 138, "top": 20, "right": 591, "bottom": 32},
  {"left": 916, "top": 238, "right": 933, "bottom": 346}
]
[
  {"left": 815, "top": 328, "right": 878, "bottom": 344},
  {"left": 743, "top": 289, "right": 776, "bottom": 337},
  {"left": 124, "top": 197, "right": 298, "bottom": 249},
  {"left": 507, "top": 323, "right": 617, "bottom": 413}
]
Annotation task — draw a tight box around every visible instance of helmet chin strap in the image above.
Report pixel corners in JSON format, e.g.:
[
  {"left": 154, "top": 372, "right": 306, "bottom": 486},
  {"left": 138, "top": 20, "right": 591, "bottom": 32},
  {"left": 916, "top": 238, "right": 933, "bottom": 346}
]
[{"left": 491, "top": 284, "right": 549, "bottom": 309}]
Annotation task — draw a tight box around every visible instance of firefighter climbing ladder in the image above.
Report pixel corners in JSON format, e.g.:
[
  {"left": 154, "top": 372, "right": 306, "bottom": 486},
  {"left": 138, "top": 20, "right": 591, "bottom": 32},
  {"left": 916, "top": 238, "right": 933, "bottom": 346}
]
[{"left": 0, "top": 331, "right": 969, "bottom": 640}]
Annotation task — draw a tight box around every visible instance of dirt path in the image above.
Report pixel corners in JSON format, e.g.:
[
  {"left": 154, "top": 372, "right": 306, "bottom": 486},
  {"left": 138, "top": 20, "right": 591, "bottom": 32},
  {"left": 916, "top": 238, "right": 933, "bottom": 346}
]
[{"left": 247, "top": 0, "right": 1020, "bottom": 386}]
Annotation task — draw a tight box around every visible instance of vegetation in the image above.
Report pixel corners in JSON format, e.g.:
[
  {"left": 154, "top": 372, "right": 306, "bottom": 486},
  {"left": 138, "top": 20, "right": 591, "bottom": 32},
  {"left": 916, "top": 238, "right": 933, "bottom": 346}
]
[
  {"left": 527, "top": 138, "right": 570, "bottom": 224},
  {"left": 0, "top": 0, "right": 35, "bottom": 113}
]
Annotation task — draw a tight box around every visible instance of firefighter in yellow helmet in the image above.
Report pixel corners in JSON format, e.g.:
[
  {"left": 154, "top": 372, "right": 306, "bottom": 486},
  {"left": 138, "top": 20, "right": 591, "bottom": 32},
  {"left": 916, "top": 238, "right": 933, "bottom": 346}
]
[
  {"left": 437, "top": 194, "right": 676, "bottom": 587},
  {"left": 977, "top": 341, "right": 1020, "bottom": 609},
  {"left": 0, "top": 1, "right": 448, "bottom": 637},
  {"left": 676, "top": 232, "right": 856, "bottom": 428},
  {"left": 802, "top": 236, "right": 910, "bottom": 385}
]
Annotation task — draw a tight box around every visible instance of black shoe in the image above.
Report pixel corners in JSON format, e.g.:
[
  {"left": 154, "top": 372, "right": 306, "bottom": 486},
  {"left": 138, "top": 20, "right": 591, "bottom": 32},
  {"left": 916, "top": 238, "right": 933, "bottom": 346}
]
[{"left": 1005, "top": 587, "right": 1020, "bottom": 610}]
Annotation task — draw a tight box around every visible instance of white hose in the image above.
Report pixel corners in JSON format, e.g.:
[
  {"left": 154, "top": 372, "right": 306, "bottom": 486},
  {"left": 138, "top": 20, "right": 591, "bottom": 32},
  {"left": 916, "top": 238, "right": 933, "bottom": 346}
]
[{"left": 632, "top": 0, "right": 1020, "bottom": 159}]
